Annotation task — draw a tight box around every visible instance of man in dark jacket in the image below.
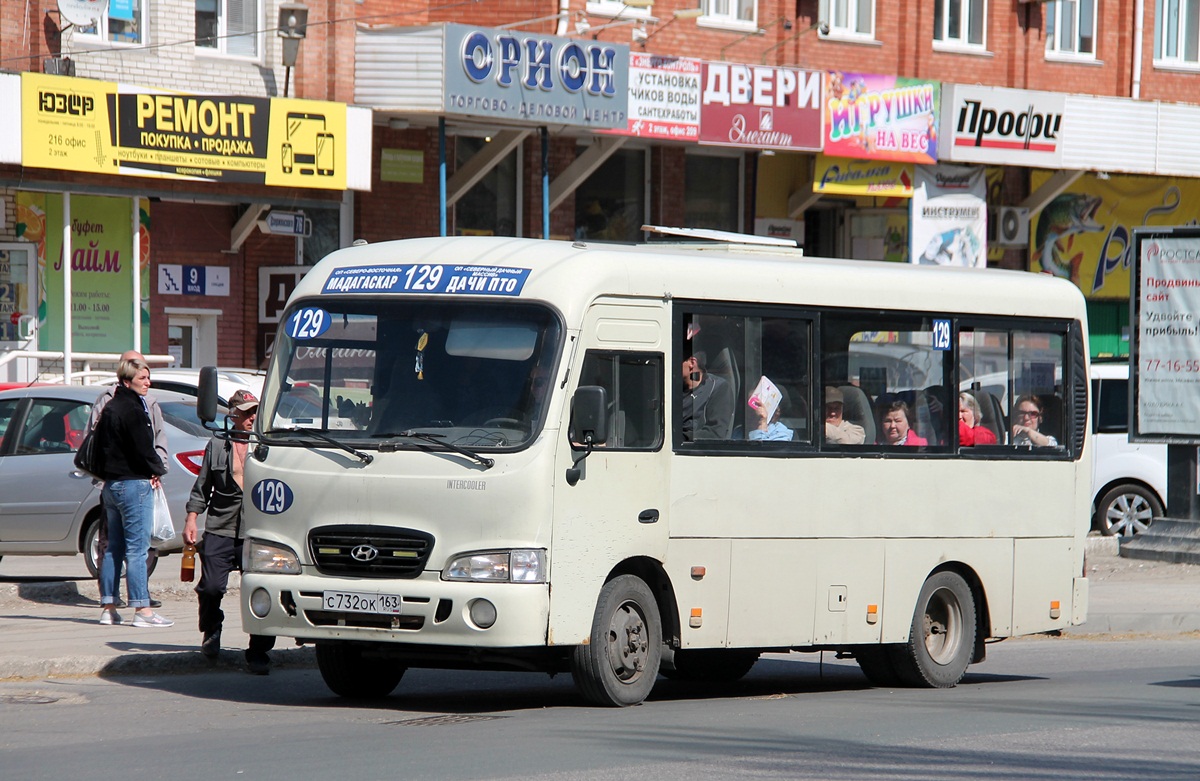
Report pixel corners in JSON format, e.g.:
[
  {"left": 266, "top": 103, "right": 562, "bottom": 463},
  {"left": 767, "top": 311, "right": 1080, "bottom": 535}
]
[{"left": 183, "top": 389, "right": 276, "bottom": 674}]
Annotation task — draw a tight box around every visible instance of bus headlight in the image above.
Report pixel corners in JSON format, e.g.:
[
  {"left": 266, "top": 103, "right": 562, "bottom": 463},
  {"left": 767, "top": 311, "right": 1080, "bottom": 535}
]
[
  {"left": 442, "top": 549, "right": 545, "bottom": 583},
  {"left": 244, "top": 538, "right": 302, "bottom": 574}
]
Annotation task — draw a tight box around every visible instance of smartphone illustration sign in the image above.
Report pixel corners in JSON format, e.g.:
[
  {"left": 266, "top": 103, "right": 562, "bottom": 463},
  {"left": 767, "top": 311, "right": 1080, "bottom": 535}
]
[{"left": 281, "top": 112, "right": 335, "bottom": 177}]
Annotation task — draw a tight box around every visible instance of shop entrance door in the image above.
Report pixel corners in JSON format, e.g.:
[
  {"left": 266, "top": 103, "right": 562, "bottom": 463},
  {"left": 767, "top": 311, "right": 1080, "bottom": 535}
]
[
  {"left": 0, "top": 244, "right": 37, "bottom": 383},
  {"left": 168, "top": 316, "right": 200, "bottom": 368}
]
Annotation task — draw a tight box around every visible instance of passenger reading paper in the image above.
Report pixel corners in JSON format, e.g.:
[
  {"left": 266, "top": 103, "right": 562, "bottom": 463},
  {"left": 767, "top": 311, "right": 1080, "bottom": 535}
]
[{"left": 748, "top": 376, "right": 791, "bottom": 441}]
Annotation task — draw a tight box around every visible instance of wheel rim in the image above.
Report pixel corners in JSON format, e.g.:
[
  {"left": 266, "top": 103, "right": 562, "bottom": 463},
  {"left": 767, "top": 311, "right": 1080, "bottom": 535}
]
[
  {"left": 1105, "top": 493, "right": 1153, "bottom": 537},
  {"left": 604, "top": 599, "right": 650, "bottom": 685},
  {"left": 922, "top": 586, "right": 963, "bottom": 665}
]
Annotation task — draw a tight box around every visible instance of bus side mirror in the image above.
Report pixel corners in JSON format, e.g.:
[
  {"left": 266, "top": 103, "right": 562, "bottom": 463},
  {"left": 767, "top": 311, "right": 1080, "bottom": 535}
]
[
  {"left": 197, "top": 366, "right": 219, "bottom": 425},
  {"left": 566, "top": 386, "right": 607, "bottom": 487},
  {"left": 569, "top": 386, "right": 608, "bottom": 447}
]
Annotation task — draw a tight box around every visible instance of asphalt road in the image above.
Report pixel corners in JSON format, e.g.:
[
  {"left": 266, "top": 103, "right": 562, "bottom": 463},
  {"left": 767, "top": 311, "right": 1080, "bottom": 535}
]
[{"left": 1, "top": 634, "right": 1197, "bottom": 781}]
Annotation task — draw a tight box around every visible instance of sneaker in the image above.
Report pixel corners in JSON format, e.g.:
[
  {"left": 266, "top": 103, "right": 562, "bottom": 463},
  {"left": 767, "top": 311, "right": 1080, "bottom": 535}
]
[
  {"left": 131, "top": 612, "right": 174, "bottom": 628},
  {"left": 246, "top": 653, "right": 270, "bottom": 676},
  {"left": 201, "top": 631, "right": 221, "bottom": 660},
  {"left": 99, "top": 609, "right": 121, "bottom": 625}
]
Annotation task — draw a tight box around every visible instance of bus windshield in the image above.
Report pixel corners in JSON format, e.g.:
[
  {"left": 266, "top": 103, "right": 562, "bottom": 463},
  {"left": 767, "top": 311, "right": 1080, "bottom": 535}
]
[{"left": 263, "top": 299, "right": 562, "bottom": 449}]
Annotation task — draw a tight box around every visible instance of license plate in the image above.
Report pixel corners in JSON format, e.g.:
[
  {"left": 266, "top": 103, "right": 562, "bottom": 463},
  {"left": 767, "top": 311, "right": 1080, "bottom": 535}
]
[{"left": 322, "top": 590, "right": 403, "bottom": 614}]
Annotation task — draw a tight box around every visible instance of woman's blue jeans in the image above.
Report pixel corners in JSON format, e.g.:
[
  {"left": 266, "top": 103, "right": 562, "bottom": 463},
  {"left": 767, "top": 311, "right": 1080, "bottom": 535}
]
[{"left": 99, "top": 479, "right": 153, "bottom": 609}]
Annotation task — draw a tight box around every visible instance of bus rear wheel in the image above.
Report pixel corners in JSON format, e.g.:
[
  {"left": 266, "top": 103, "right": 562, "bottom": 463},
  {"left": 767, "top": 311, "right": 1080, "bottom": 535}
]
[
  {"left": 891, "top": 571, "right": 976, "bottom": 688},
  {"left": 316, "top": 642, "right": 405, "bottom": 699},
  {"left": 661, "top": 649, "right": 760, "bottom": 682},
  {"left": 571, "top": 574, "right": 662, "bottom": 707}
]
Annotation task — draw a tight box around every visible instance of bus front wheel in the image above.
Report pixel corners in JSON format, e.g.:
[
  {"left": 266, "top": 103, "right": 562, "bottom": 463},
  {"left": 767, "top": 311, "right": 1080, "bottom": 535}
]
[
  {"left": 571, "top": 574, "right": 662, "bottom": 707},
  {"left": 316, "top": 641, "right": 405, "bottom": 699},
  {"left": 891, "top": 571, "right": 976, "bottom": 688}
]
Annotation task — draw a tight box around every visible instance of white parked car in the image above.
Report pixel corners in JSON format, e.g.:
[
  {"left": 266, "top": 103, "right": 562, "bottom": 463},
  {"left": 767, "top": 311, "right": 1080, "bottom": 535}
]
[
  {"left": 118, "top": 367, "right": 265, "bottom": 407},
  {"left": 1090, "top": 361, "right": 1167, "bottom": 537}
]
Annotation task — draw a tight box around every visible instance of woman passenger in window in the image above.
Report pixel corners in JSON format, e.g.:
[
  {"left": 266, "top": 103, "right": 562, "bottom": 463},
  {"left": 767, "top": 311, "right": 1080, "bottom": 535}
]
[
  {"left": 958, "top": 392, "right": 997, "bottom": 446},
  {"left": 877, "top": 400, "right": 927, "bottom": 446},
  {"left": 1011, "top": 394, "right": 1057, "bottom": 447}
]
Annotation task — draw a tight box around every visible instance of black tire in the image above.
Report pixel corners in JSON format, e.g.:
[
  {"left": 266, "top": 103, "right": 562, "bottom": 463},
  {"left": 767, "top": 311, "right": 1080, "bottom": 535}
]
[
  {"left": 889, "top": 571, "right": 976, "bottom": 688},
  {"left": 83, "top": 515, "right": 103, "bottom": 578},
  {"left": 661, "top": 649, "right": 759, "bottom": 682},
  {"left": 854, "top": 645, "right": 903, "bottom": 687},
  {"left": 1097, "top": 484, "right": 1162, "bottom": 538},
  {"left": 316, "top": 642, "right": 405, "bottom": 699},
  {"left": 84, "top": 516, "right": 159, "bottom": 578},
  {"left": 571, "top": 574, "right": 662, "bottom": 707}
]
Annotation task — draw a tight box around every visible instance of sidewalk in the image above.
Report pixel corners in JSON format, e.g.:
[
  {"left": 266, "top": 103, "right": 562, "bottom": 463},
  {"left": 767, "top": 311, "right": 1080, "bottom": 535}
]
[
  {"left": 1, "top": 538, "right": 1198, "bottom": 682},
  {"left": 0, "top": 569, "right": 314, "bottom": 681}
]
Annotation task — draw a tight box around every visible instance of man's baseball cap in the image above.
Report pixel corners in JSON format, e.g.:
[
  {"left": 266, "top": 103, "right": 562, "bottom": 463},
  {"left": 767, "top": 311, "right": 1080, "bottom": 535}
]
[{"left": 229, "top": 389, "right": 259, "bottom": 412}]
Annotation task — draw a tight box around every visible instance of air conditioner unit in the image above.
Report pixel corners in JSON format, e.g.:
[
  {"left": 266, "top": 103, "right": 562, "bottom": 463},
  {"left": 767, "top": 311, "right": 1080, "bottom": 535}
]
[{"left": 989, "top": 206, "right": 1030, "bottom": 248}]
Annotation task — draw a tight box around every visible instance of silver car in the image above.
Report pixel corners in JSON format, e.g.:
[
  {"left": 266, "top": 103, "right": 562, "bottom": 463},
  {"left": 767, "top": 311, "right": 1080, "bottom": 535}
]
[{"left": 0, "top": 385, "right": 219, "bottom": 576}]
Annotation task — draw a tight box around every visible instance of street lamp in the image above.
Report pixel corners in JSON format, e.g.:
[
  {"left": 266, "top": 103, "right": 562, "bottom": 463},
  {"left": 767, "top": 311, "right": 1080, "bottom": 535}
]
[{"left": 277, "top": 2, "right": 309, "bottom": 98}]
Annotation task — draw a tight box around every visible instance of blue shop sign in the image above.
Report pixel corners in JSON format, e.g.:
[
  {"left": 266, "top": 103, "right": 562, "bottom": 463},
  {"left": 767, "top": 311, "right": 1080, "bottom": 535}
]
[{"left": 443, "top": 23, "right": 629, "bottom": 130}]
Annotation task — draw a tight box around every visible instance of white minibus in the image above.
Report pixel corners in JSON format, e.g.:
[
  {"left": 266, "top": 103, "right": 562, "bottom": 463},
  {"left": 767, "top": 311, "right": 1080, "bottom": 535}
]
[{"left": 216, "top": 235, "right": 1092, "bottom": 706}]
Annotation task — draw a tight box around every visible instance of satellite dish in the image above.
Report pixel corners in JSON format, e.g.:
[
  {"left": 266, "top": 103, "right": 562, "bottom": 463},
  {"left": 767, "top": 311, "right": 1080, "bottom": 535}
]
[{"left": 58, "top": 0, "right": 109, "bottom": 27}]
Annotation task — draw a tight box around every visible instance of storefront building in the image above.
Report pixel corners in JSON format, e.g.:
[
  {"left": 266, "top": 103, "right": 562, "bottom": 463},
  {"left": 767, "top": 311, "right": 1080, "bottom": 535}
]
[
  {"left": 0, "top": 0, "right": 370, "bottom": 382},
  {"left": 6, "top": 0, "right": 1200, "bottom": 373}
]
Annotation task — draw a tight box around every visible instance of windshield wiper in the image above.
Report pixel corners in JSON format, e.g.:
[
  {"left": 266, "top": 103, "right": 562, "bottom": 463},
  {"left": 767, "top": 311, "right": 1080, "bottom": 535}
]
[
  {"left": 374, "top": 430, "right": 494, "bottom": 469},
  {"left": 264, "top": 427, "right": 374, "bottom": 465}
]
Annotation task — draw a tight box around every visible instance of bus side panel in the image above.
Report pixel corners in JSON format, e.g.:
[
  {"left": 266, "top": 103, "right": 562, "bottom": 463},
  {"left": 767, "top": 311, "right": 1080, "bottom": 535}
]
[
  {"left": 1012, "top": 537, "right": 1079, "bottom": 635},
  {"left": 726, "top": 539, "right": 819, "bottom": 646},
  {"left": 881, "top": 539, "right": 1015, "bottom": 643},
  {"left": 811, "top": 539, "right": 884, "bottom": 645},
  {"left": 665, "top": 539, "right": 732, "bottom": 648}
]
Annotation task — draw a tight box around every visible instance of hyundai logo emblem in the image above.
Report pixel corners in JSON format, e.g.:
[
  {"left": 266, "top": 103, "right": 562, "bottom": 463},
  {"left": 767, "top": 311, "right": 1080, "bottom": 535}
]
[{"left": 351, "top": 544, "right": 379, "bottom": 562}]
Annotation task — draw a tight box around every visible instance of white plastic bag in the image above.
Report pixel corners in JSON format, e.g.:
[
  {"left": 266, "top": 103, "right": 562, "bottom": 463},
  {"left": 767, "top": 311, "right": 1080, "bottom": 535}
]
[{"left": 151, "top": 486, "right": 176, "bottom": 543}]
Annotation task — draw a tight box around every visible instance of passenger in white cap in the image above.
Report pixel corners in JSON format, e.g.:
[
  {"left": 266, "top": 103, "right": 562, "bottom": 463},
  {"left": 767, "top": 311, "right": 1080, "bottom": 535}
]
[{"left": 824, "top": 386, "right": 865, "bottom": 445}]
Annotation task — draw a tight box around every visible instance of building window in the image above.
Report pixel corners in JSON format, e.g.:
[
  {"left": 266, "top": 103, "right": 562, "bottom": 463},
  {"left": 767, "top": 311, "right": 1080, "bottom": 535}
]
[
  {"left": 1046, "top": 0, "right": 1096, "bottom": 57},
  {"left": 1155, "top": 0, "right": 1200, "bottom": 66},
  {"left": 933, "top": 0, "right": 986, "bottom": 49},
  {"left": 76, "top": 0, "right": 147, "bottom": 45},
  {"left": 822, "top": 0, "right": 875, "bottom": 39},
  {"left": 454, "top": 137, "right": 520, "bottom": 237},
  {"left": 685, "top": 154, "right": 742, "bottom": 233},
  {"left": 702, "top": 0, "right": 757, "bottom": 28},
  {"left": 196, "top": 0, "right": 261, "bottom": 58},
  {"left": 574, "top": 147, "right": 648, "bottom": 243}
]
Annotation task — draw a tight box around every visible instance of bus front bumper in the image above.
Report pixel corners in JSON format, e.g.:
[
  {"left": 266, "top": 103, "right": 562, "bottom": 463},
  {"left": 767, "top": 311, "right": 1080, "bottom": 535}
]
[{"left": 240, "top": 570, "right": 551, "bottom": 648}]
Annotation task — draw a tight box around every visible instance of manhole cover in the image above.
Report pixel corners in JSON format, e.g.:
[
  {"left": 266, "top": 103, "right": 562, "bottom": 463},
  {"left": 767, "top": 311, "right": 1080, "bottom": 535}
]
[
  {"left": 0, "top": 693, "right": 60, "bottom": 705},
  {"left": 382, "top": 714, "right": 501, "bottom": 727}
]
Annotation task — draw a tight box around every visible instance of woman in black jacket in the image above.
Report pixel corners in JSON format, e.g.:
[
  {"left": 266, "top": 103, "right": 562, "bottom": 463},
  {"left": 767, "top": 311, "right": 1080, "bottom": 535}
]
[{"left": 97, "top": 357, "right": 171, "bottom": 628}]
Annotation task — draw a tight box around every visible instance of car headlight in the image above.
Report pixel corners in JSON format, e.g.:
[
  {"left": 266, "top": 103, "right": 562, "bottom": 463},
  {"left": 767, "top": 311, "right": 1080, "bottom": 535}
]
[
  {"left": 442, "top": 549, "right": 545, "bottom": 583},
  {"left": 243, "top": 538, "right": 301, "bottom": 574}
]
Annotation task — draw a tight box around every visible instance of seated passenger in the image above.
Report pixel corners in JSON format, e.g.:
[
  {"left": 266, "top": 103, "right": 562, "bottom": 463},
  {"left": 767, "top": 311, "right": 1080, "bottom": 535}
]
[
  {"left": 681, "top": 350, "right": 734, "bottom": 441},
  {"left": 878, "top": 400, "right": 927, "bottom": 446},
  {"left": 824, "top": 386, "right": 865, "bottom": 444},
  {"left": 1011, "top": 394, "right": 1058, "bottom": 447},
  {"left": 958, "top": 392, "right": 997, "bottom": 446}
]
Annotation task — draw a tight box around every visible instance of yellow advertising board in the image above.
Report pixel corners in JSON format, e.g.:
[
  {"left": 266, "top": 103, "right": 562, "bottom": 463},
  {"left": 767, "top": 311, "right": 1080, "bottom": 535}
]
[
  {"left": 1030, "top": 170, "right": 1200, "bottom": 299},
  {"left": 21, "top": 73, "right": 346, "bottom": 190},
  {"left": 813, "top": 154, "right": 914, "bottom": 198}
]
